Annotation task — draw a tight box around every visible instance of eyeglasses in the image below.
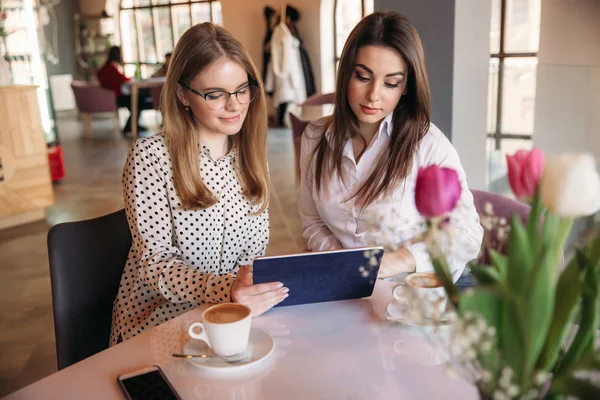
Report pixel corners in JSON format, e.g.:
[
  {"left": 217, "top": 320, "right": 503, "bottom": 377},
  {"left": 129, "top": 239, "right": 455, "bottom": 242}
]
[{"left": 179, "top": 81, "right": 258, "bottom": 110}]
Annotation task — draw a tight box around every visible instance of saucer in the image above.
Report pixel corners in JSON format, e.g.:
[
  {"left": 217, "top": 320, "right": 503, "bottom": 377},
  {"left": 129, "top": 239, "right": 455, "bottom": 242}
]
[
  {"left": 386, "top": 300, "right": 456, "bottom": 328},
  {"left": 183, "top": 327, "right": 275, "bottom": 372}
]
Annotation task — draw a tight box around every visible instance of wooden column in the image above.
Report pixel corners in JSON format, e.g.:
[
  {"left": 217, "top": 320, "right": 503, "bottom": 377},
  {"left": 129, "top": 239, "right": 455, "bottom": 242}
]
[{"left": 0, "top": 85, "right": 54, "bottom": 229}]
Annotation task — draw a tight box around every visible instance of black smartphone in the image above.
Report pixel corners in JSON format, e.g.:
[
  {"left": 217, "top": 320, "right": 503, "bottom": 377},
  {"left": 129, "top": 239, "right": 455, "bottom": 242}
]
[{"left": 117, "top": 365, "right": 182, "bottom": 400}]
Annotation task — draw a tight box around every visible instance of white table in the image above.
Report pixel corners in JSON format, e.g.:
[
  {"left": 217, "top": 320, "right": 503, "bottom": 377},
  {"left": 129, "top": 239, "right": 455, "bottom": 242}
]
[
  {"left": 3, "top": 280, "right": 478, "bottom": 400},
  {"left": 126, "top": 77, "right": 166, "bottom": 139}
]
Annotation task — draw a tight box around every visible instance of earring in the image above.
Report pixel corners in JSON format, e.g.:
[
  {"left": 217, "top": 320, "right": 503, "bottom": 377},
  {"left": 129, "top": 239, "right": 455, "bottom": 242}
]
[{"left": 185, "top": 106, "right": 191, "bottom": 111}]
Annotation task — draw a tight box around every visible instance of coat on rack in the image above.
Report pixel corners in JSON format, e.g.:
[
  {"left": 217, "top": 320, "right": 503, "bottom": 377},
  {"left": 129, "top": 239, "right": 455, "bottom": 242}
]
[{"left": 265, "top": 21, "right": 307, "bottom": 107}]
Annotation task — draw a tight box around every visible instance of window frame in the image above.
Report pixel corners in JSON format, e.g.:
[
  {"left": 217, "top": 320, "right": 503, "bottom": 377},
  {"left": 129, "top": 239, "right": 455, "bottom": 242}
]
[
  {"left": 489, "top": 0, "right": 539, "bottom": 149},
  {"left": 333, "top": 0, "right": 368, "bottom": 76},
  {"left": 118, "top": 0, "right": 221, "bottom": 78}
]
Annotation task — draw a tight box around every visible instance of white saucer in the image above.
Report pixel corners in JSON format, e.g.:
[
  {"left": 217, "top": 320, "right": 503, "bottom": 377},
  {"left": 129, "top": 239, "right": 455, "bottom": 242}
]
[
  {"left": 386, "top": 300, "right": 456, "bottom": 328},
  {"left": 183, "top": 327, "right": 275, "bottom": 372}
]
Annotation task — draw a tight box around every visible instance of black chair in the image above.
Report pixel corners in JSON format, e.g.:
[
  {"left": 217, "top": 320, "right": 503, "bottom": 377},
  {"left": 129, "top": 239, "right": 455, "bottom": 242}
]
[{"left": 47, "top": 209, "right": 131, "bottom": 370}]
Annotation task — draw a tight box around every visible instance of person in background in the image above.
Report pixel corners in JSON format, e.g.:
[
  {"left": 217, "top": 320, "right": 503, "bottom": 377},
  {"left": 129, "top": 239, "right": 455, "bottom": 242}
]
[
  {"left": 299, "top": 11, "right": 483, "bottom": 282},
  {"left": 97, "top": 45, "right": 152, "bottom": 136},
  {"left": 151, "top": 52, "right": 172, "bottom": 78},
  {"left": 110, "top": 23, "right": 288, "bottom": 345}
]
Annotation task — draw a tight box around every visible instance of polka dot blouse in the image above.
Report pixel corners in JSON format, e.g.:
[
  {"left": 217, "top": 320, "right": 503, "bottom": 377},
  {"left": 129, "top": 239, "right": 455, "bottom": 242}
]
[{"left": 110, "top": 133, "right": 269, "bottom": 345}]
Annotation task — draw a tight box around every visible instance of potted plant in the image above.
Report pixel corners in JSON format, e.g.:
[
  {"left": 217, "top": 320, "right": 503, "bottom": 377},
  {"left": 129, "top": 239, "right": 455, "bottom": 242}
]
[{"left": 414, "top": 149, "right": 600, "bottom": 399}]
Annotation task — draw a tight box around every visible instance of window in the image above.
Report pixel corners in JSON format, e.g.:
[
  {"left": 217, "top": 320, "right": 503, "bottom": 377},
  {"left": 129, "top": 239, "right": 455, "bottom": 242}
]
[
  {"left": 333, "top": 0, "right": 373, "bottom": 76},
  {"left": 119, "top": 0, "right": 222, "bottom": 78},
  {"left": 487, "top": 0, "right": 541, "bottom": 187}
]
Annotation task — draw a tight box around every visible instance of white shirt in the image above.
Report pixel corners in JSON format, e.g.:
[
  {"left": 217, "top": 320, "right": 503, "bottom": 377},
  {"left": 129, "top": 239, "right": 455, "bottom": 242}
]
[
  {"left": 110, "top": 134, "right": 269, "bottom": 345},
  {"left": 299, "top": 113, "right": 483, "bottom": 280}
]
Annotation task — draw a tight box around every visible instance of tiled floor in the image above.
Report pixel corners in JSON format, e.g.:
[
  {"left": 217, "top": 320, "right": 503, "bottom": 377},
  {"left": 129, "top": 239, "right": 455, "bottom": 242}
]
[{"left": 0, "top": 110, "right": 304, "bottom": 396}]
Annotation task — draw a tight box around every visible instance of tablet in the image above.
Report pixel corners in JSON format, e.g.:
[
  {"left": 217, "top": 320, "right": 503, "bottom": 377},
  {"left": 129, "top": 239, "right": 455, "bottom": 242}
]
[{"left": 252, "top": 246, "right": 384, "bottom": 307}]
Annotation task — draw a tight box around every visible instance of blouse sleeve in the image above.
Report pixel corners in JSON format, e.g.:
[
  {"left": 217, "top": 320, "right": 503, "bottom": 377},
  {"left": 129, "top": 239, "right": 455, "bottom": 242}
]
[
  {"left": 407, "top": 137, "right": 484, "bottom": 281},
  {"left": 123, "top": 140, "right": 234, "bottom": 305},
  {"left": 298, "top": 126, "right": 343, "bottom": 251},
  {"left": 236, "top": 207, "right": 270, "bottom": 266}
]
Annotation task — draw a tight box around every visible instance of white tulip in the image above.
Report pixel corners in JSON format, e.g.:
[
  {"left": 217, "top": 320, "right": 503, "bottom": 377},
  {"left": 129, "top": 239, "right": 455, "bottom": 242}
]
[{"left": 540, "top": 153, "right": 600, "bottom": 218}]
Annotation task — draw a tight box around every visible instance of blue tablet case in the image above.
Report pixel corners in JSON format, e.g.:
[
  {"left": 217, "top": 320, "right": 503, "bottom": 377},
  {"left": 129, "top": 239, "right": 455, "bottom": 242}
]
[{"left": 252, "top": 247, "right": 384, "bottom": 307}]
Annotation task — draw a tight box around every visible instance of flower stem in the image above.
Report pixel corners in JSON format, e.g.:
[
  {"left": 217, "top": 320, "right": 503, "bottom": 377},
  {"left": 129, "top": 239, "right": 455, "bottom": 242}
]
[{"left": 557, "top": 218, "right": 574, "bottom": 251}]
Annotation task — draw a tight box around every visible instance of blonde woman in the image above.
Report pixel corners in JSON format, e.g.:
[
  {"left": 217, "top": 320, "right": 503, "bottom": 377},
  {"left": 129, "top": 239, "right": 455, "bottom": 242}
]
[{"left": 110, "top": 23, "right": 288, "bottom": 345}]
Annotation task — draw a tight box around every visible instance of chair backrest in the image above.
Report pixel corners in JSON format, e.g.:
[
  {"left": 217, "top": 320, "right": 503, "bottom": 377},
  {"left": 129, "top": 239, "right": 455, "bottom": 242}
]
[
  {"left": 289, "top": 112, "right": 309, "bottom": 184},
  {"left": 149, "top": 83, "right": 164, "bottom": 111},
  {"left": 302, "top": 92, "right": 335, "bottom": 106},
  {"left": 471, "top": 189, "right": 529, "bottom": 265},
  {"left": 471, "top": 189, "right": 530, "bottom": 225},
  {"left": 47, "top": 209, "right": 131, "bottom": 370},
  {"left": 70, "top": 81, "right": 117, "bottom": 113},
  {"left": 470, "top": 189, "right": 564, "bottom": 271}
]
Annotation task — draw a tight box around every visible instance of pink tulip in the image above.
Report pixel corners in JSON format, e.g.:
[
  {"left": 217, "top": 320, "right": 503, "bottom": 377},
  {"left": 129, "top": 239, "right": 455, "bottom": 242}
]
[
  {"left": 415, "top": 165, "right": 462, "bottom": 218},
  {"left": 506, "top": 148, "right": 545, "bottom": 200}
]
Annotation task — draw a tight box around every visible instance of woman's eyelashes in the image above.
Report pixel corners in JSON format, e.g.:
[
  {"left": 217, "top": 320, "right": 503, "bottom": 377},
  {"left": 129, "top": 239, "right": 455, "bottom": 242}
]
[{"left": 354, "top": 72, "right": 402, "bottom": 88}]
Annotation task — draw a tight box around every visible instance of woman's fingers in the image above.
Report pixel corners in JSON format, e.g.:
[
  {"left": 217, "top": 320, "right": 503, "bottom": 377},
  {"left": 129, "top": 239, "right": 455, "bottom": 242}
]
[
  {"left": 240, "top": 281, "right": 284, "bottom": 296},
  {"left": 236, "top": 266, "right": 253, "bottom": 286},
  {"left": 237, "top": 286, "right": 289, "bottom": 317}
]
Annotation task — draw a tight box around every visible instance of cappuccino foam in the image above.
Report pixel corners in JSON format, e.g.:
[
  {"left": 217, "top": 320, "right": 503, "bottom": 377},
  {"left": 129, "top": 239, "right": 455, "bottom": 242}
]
[{"left": 204, "top": 304, "right": 250, "bottom": 324}]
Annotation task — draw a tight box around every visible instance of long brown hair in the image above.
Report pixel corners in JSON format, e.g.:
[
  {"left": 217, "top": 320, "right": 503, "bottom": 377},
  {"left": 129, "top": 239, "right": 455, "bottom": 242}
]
[
  {"left": 161, "top": 23, "right": 270, "bottom": 213},
  {"left": 313, "top": 11, "right": 431, "bottom": 208}
]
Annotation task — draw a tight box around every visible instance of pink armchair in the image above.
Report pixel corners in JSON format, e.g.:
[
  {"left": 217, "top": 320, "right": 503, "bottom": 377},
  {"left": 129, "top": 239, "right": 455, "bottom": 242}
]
[
  {"left": 290, "top": 93, "right": 335, "bottom": 184},
  {"left": 70, "top": 81, "right": 120, "bottom": 138}
]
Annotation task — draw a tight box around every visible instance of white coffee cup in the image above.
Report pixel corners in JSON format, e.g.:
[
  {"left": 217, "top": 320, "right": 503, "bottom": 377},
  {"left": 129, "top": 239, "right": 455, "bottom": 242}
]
[
  {"left": 188, "top": 303, "right": 252, "bottom": 358},
  {"left": 393, "top": 272, "right": 448, "bottom": 320}
]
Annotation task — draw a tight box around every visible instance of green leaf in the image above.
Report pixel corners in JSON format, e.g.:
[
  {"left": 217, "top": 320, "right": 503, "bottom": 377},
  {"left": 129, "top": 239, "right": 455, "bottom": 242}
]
[
  {"left": 584, "top": 232, "right": 600, "bottom": 268},
  {"left": 550, "top": 350, "right": 600, "bottom": 398},
  {"left": 469, "top": 264, "right": 502, "bottom": 285},
  {"left": 501, "top": 300, "right": 525, "bottom": 378},
  {"left": 537, "top": 254, "right": 582, "bottom": 370},
  {"left": 540, "top": 213, "right": 560, "bottom": 259},
  {"left": 459, "top": 288, "right": 503, "bottom": 394},
  {"left": 430, "top": 255, "right": 459, "bottom": 309},
  {"left": 527, "top": 190, "right": 543, "bottom": 249},
  {"left": 555, "top": 265, "right": 600, "bottom": 375},
  {"left": 488, "top": 249, "right": 508, "bottom": 281},
  {"left": 522, "top": 243, "right": 559, "bottom": 384},
  {"left": 507, "top": 214, "right": 534, "bottom": 294},
  {"left": 549, "top": 377, "right": 600, "bottom": 399},
  {"left": 460, "top": 287, "right": 502, "bottom": 329}
]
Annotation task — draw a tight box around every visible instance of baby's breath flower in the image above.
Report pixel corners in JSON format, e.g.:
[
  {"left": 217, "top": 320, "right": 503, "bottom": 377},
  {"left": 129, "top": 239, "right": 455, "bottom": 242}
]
[
  {"left": 525, "top": 389, "right": 538, "bottom": 400},
  {"left": 484, "top": 202, "right": 494, "bottom": 215},
  {"left": 507, "top": 385, "right": 519, "bottom": 397},
  {"left": 499, "top": 373, "right": 512, "bottom": 389},
  {"left": 534, "top": 371, "right": 550, "bottom": 385},
  {"left": 446, "top": 365, "right": 457, "bottom": 379},
  {"left": 493, "top": 390, "right": 508, "bottom": 400},
  {"left": 481, "top": 370, "right": 492, "bottom": 383},
  {"left": 369, "top": 256, "right": 378, "bottom": 267},
  {"left": 479, "top": 340, "right": 493, "bottom": 352},
  {"left": 466, "top": 325, "right": 482, "bottom": 342}
]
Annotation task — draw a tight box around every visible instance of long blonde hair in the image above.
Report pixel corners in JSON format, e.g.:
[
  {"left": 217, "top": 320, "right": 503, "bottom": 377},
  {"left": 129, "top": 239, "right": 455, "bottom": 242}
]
[{"left": 161, "top": 23, "right": 270, "bottom": 213}]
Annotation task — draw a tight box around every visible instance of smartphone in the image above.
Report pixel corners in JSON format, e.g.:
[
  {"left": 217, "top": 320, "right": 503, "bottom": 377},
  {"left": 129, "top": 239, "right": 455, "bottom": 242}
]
[{"left": 117, "top": 365, "right": 181, "bottom": 400}]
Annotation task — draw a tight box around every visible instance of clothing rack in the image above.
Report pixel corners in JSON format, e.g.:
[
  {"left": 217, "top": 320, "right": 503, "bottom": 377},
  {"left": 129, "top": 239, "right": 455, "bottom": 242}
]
[{"left": 280, "top": 3, "right": 286, "bottom": 23}]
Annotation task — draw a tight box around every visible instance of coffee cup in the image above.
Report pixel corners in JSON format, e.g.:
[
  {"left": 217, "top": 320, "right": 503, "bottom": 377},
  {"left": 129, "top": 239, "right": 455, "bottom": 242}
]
[
  {"left": 393, "top": 272, "right": 448, "bottom": 320},
  {"left": 188, "top": 303, "right": 252, "bottom": 358}
]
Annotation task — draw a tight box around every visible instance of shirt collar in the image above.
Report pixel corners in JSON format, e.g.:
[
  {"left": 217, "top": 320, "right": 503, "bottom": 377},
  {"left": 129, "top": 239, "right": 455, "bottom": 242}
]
[
  {"left": 325, "top": 111, "right": 394, "bottom": 158},
  {"left": 200, "top": 141, "right": 236, "bottom": 162}
]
